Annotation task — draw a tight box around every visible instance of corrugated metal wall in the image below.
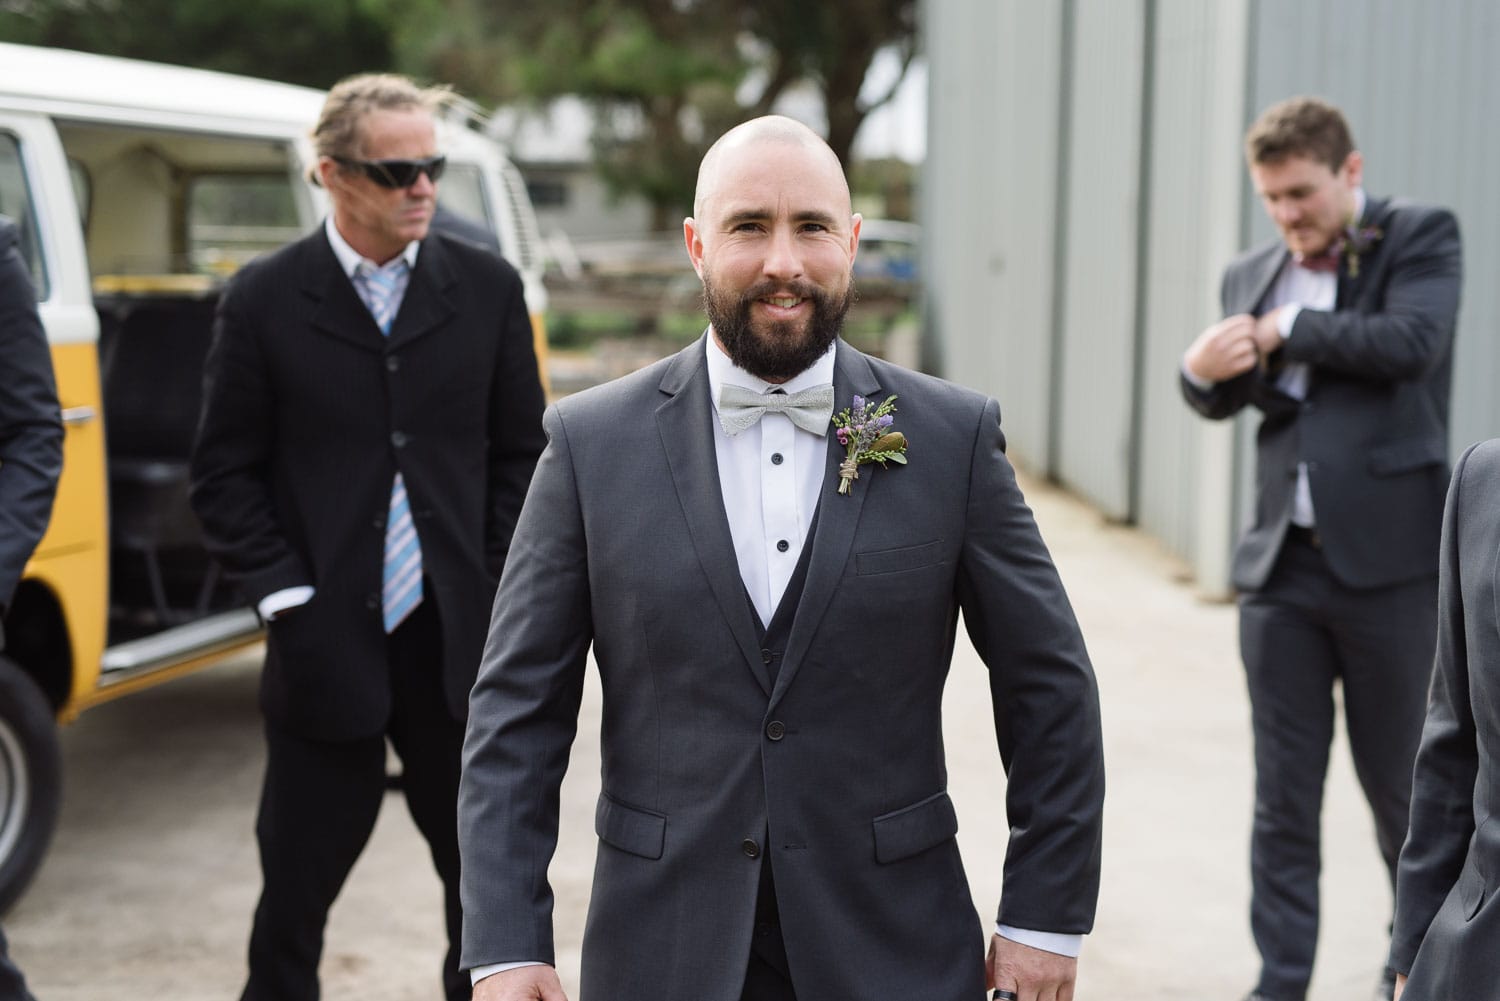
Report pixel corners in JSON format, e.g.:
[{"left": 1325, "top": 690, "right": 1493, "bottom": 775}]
[
  {"left": 1051, "top": 0, "right": 1147, "bottom": 522},
  {"left": 923, "top": 1, "right": 1064, "bottom": 469},
  {"left": 924, "top": 0, "right": 1500, "bottom": 592}
]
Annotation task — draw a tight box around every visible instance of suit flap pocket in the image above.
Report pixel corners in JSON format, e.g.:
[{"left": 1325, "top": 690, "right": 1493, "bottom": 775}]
[
  {"left": 1368, "top": 436, "right": 1447, "bottom": 475},
  {"left": 856, "top": 540, "right": 945, "bottom": 576},
  {"left": 1457, "top": 852, "right": 1487, "bottom": 920},
  {"left": 595, "top": 793, "right": 665, "bottom": 860},
  {"left": 872, "top": 790, "right": 958, "bottom": 863}
]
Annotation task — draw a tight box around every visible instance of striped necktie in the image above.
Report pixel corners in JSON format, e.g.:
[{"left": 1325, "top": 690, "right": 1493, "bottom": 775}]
[{"left": 353, "top": 259, "right": 424, "bottom": 632}]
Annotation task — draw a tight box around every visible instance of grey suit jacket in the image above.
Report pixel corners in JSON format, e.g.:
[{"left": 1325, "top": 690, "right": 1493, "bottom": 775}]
[
  {"left": 1389, "top": 438, "right": 1500, "bottom": 996},
  {"left": 459, "top": 336, "right": 1105, "bottom": 1000},
  {"left": 1180, "top": 197, "right": 1461, "bottom": 592}
]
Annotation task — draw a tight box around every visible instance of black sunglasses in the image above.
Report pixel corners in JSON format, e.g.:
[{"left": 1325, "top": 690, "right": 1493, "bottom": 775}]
[{"left": 334, "top": 154, "right": 447, "bottom": 189}]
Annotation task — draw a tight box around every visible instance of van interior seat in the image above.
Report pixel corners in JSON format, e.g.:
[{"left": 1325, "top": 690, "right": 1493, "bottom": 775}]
[{"left": 98, "top": 293, "right": 220, "bottom": 622}]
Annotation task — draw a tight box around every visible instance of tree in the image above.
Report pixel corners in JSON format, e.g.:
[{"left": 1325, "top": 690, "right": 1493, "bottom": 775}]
[
  {"left": 0, "top": 0, "right": 397, "bottom": 90},
  {"left": 403, "top": 0, "right": 918, "bottom": 228}
]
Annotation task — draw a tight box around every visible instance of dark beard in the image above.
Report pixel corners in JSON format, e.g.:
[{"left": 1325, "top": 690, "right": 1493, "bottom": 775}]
[{"left": 703, "top": 275, "right": 852, "bottom": 381}]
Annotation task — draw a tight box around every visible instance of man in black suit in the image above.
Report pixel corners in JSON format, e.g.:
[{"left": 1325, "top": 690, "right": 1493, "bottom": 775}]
[
  {"left": 1388, "top": 439, "right": 1500, "bottom": 1000},
  {"left": 190, "top": 74, "right": 546, "bottom": 1001},
  {"left": 459, "top": 116, "right": 1103, "bottom": 1001},
  {"left": 0, "top": 214, "right": 61, "bottom": 1001},
  {"left": 1179, "top": 97, "right": 1462, "bottom": 1001}
]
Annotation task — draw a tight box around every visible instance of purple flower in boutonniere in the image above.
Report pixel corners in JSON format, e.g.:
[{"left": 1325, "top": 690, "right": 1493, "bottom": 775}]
[
  {"left": 830, "top": 394, "right": 908, "bottom": 495},
  {"left": 1341, "top": 221, "right": 1383, "bottom": 279}
]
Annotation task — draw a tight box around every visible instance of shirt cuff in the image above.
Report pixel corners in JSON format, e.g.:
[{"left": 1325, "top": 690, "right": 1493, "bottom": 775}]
[
  {"left": 995, "top": 924, "right": 1083, "bottom": 958},
  {"left": 1276, "top": 304, "right": 1302, "bottom": 339},
  {"left": 1180, "top": 360, "right": 1214, "bottom": 392},
  {"left": 257, "top": 585, "right": 315, "bottom": 621},
  {"left": 471, "top": 961, "right": 548, "bottom": 986}
]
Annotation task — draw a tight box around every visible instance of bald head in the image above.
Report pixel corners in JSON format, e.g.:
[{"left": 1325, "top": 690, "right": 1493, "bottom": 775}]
[{"left": 693, "top": 116, "right": 851, "bottom": 219}]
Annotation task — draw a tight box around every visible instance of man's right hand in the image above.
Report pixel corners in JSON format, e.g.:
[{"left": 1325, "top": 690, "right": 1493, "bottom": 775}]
[
  {"left": 472, "top": 966, "right": 569, "bottom": 1001},
  {"left": 1183, "top": 313, "right": 1259, "bottom": 384}
]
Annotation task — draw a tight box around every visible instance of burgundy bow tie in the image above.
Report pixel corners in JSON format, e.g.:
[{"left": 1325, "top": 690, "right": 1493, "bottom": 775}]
[{"left": 1295, "top": 244, "right": 1342, "bottom": 273}]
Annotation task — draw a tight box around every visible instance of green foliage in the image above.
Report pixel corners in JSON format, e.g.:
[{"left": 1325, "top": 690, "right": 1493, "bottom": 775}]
[
  {"left": 0, "top": 0, "right": 397, "bottom": 88},
  {"left": 402, "top": 0, "right": 917, "bottom": 226}
]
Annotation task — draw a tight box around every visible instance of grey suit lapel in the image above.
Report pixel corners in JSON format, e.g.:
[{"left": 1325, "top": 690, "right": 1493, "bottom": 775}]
[
  {"left": 655, "top": 337, "right": 774, "bottom": 694},
  {"left": 1230, "top": 242, "right": 1288, "bottom": 316},
  {"left": 773, "top": 341, "right": 882, "bottom": 704}
]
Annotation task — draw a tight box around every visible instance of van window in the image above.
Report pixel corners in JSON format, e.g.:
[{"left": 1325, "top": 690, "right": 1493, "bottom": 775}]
[
  {"left": 437, "top": 162, "right": 494, "bottom": 230},
  {"left": 0, "top": 133, "right": 48, "bottom": 298},
  {"left": 187, "top": 173, "right": 301, "bottom": 275}
]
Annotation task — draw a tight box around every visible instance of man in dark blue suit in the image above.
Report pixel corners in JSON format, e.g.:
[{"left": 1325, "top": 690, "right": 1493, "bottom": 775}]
[{"left": 1180, "top": 97, "right": 1462, "bottom": 1001}]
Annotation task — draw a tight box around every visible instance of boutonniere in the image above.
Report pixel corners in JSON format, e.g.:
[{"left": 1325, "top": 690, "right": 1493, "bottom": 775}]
[
  {"left": 831, "top": 394, "right": 908, "bottom": 495},
  {"left": 1341, "top": 221, "right": 1383, "bottom": 279}
]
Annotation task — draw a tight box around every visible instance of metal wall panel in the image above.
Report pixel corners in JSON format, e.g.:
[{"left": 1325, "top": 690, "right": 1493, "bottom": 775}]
[
  {"left": 1134, "top": 0, "right": 1252, "bottom": 589},
  {"left": 1052, "top": 0, "right": 1147, "bottom": 520},
  {"left": 924, "top": 0, "right": 1065, "bottom": 469}
]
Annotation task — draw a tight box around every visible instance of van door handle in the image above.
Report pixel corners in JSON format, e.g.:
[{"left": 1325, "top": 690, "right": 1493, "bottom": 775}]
[{"left": 61, "top": 406, "right": 97, "bottom": 426}]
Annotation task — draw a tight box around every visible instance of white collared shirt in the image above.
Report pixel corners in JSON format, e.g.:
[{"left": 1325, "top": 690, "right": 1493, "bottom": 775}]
[{"left": 705, "top": 333, "right": 835, "bottom": 625}]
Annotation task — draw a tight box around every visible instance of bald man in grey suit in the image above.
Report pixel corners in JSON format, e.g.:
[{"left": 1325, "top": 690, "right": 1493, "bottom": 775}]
[{"left": 459, "top": 116, "right": 1105, "bottom": 1001}]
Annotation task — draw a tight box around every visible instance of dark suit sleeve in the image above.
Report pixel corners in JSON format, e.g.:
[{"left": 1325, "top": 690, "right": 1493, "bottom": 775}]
[
  {"left": 0, "top": 227, "right": 63, "bottom": 614},
  {"left": 483, "top": 267, "right": 547, "bottom": 578},
  {"left": 956, "top": 398, "right": 1105, "bottom": 934},
  {"left": 459, "top": 404, "right": 591, "bottom": 969},
  {"left": 1389, "top": 441, "right": 1483, "bottom": 973},
  {"left": 1284, "top": 208, "right": 1461, "bottom": 382},
  {"left": 189, "top": 278, "right": 311, "bottom": 603}
]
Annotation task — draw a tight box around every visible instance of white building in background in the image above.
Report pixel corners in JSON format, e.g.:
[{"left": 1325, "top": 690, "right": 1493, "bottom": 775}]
[{"left": 923, "top": 0, "right": 1500, "bottom": 594}]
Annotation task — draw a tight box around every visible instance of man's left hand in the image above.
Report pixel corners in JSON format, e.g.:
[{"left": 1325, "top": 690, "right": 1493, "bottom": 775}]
[{"left": 986, "top": 933, "right": 1077, "bottom": 1001}]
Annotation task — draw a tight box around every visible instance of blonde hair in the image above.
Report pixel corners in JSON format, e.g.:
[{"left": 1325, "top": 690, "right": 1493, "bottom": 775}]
[{"left": 309, "top": 73, "right": 452, "bottom": 184}]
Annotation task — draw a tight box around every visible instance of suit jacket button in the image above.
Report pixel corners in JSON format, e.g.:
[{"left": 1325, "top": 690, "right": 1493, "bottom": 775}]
[
  {"left": 391, "top": 431, "right": 409, "bottom": 448},
  {"left": 365, "top": 593, "right": 379, "bottom": 610},
  {"left": 761, "top": 648, "right": 773, "bottom": 665},
  {"left": 386, "top": 356, "right": 400, "bottom": 372},
  {"left": 766, "top": 721, "right": 785, "bottom": 741},
  {"left": 741, "top": 838, "right": 761, "bottom": 859}
]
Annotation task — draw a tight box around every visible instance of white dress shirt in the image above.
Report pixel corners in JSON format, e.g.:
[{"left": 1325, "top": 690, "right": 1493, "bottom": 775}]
[{"left": 254, "top": 218, "right": 420, "bottom": 622}]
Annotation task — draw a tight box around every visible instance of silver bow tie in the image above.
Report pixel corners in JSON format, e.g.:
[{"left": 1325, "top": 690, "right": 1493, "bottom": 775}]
[{"left": 717, "top": 383, "right": 835, "bottom": 437}]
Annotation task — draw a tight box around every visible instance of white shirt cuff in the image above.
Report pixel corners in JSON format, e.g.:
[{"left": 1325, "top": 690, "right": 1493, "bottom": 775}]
[
  {"left": 257, "top": 585, "right": 314, "bottom": 621},
  {"left": 1276, "top": 304, "right": 1302, "bottom": 338},
  {"left": 471, "top": 961, "right": 548, "bottom": 986},
  {"left": 1180, "top": 360, "right": 1214, "bottom": 391},
  {"left": 995, "top": 924, "right": 1083, "bottom": 958}
]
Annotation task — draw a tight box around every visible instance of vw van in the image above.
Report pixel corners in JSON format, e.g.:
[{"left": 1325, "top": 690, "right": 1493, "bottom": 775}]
[{"left": 0, "top": 42, "right": 549, "bottom": 910}]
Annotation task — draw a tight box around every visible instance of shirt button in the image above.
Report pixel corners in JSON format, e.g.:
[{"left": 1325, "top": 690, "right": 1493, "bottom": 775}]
[
  {"left": 742, "top": 839, "right": 761, "bottom": 859},
  {"left": 771, "top": 452, "right": 784, "bottom": 465},
  {"left": 766, "top": 721, "right": 785, "bottom": 741},
  {"left": 776, "top": 539, "right": 789, "bottom": 553},
  {"left": 391, "top": 431, "right": 409, "bottom": 448}
]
